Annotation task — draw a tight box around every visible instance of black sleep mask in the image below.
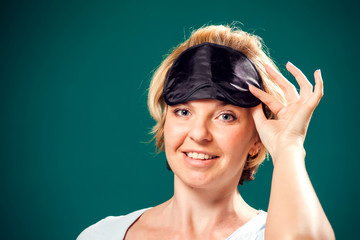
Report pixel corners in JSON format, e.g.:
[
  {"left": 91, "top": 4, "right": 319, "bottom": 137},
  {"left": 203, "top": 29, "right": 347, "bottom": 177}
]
[{"left": 163, "top": 42, "right": 264, "bottom": 107}]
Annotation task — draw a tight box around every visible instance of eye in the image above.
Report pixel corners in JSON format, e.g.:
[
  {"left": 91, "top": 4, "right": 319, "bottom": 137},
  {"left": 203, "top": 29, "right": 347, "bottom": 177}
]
[
  {"left": 174, "top": 108, "right": 191, "bottom": 117},
  {"left": 218, "top": 113, "right": 236, "bottom": 121}
]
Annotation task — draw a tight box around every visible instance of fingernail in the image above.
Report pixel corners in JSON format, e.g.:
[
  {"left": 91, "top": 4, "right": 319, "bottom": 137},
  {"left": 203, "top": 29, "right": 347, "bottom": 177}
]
[{"left": 287, "top": 61, "right": 294, "bottom": 66}]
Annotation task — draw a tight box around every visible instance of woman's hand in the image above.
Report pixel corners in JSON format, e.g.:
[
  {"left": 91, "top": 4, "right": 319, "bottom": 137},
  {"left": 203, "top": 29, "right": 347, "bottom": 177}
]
[
  {"left": 251, "top": 62, "right": 335, "bottom": 239},
  {"left": 249, "top": 62, "right": 324, "bottom": 163}
]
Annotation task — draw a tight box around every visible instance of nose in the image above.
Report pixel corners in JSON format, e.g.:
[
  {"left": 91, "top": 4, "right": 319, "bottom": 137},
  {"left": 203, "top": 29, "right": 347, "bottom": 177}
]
[{"left": 188, "top": 116, "right": 213, "bottom": 143}]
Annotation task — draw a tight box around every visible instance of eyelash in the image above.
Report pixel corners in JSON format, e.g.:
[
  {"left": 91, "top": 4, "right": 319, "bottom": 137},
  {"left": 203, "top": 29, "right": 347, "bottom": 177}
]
[
  {"left": 173, "top": 108, "right": 191, "bottom": 117},
  {"left": 173, "top": 108, "right": 237, "bottom": 122},
  {"left": 218, "top": 112, "right": 237, "bottom": 122}
]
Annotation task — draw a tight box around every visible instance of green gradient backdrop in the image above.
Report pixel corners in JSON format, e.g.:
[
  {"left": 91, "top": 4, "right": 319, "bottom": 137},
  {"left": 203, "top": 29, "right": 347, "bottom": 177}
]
[{"left": 1, "top": 0, "right": 358, "bottom": 239}]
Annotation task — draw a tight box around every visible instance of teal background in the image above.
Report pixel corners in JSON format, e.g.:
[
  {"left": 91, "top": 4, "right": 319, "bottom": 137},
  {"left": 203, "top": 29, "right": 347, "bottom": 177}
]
[{"left": 1, "top": 0, "right": 358, "bottom": 239}]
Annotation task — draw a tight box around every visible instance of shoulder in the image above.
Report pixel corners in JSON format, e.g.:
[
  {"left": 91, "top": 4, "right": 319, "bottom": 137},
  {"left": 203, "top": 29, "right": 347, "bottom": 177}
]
[
  {"left": 228, "top": 210, "right": 267, "bottom": 240},
  {"left": 77, "top": 208, "right": 151, "bottom": 240}
]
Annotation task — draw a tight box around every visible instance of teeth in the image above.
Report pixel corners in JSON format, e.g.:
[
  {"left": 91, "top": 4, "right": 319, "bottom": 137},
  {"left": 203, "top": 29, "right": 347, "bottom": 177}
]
[{"left": 186, "top": 152, "right": 217, "bottom": 160}]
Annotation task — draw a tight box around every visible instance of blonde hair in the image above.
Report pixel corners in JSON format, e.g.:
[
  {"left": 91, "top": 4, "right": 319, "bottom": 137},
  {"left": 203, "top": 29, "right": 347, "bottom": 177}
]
[{"left": 148, "top": 24, "right": 286, "bottom": 184}]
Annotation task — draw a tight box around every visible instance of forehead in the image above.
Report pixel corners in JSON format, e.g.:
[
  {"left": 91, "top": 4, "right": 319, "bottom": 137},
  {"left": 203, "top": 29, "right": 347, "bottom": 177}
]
[{"left": 169, "top": 99, "right": 249, "bottom": 113}]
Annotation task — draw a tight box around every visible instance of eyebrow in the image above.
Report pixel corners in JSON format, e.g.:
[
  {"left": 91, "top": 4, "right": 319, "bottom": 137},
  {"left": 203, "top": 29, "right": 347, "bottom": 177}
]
[{"left": 217, "top": 102, "right": 230, "bottom": 107}]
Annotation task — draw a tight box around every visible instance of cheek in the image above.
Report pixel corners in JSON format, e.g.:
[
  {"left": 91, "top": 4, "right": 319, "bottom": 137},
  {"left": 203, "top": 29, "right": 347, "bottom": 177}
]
[
  {"left": 163, "top": 118, "right": 187, "bottom": 151},
  {"left": 215, "top": 126, "right": 255, "bottom": 157}
]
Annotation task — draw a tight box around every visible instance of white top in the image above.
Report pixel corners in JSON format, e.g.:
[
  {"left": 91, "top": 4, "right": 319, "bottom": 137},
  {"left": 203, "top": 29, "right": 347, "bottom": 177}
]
[{"left": 77, "top": 208, "right": 266, "bottom": 240}]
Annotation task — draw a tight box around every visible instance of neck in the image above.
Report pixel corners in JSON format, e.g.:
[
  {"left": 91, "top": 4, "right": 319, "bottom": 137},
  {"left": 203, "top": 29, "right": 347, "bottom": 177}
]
[{"left": 162, "top": 176, "right": 256, "bottom": 236}]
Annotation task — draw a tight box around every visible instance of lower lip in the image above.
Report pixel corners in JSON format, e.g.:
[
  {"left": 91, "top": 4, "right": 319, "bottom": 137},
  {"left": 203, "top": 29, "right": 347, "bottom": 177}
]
[{"left": 183, "top": 153, "right": 217, "bottom": 167}]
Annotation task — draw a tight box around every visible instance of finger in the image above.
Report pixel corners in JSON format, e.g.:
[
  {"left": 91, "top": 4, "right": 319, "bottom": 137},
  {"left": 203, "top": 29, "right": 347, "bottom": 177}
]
[
  {"left": 286, "top": 62, "right": 313, "bottom": 98},
  {"left": 265, "top": 64, "right": 299, "bottom": 102},
  {"left": 249, "top": 85, "right": 285, "bottom": 115},
  {"left": 251, "top": 104, "right": 267, "bottom": 128},
  {"left": 308, "top": 69, "right": 324, "bottom": 108}
]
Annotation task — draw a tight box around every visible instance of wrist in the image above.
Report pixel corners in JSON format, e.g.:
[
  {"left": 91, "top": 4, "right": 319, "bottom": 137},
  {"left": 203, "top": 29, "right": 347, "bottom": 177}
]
[{"left": 270, "top": 143, "right": 306, "bottom": 167}]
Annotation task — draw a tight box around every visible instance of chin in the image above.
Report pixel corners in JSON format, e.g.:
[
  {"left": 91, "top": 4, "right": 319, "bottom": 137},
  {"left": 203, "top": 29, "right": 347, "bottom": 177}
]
[{"left": 173, "top": 167, "right": 228, "bottom": 190}]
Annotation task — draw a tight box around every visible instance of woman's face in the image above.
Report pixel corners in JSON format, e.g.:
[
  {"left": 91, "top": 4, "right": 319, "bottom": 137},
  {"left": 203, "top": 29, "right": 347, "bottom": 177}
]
[{"left": 163, "top": 99, "right": 260, "bottom": 189}]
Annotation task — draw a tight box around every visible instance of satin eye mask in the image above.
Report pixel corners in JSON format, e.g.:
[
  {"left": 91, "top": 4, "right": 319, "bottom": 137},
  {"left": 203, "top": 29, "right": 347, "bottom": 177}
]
[{"left": 162, "top": 42, "right": 264, "bottom": 107}]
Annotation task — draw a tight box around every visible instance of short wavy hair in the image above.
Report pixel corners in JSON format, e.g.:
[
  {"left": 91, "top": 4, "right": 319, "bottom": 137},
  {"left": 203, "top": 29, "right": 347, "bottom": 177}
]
[{"left": 147, "top": 24, "right": 286, "bottom": 185}]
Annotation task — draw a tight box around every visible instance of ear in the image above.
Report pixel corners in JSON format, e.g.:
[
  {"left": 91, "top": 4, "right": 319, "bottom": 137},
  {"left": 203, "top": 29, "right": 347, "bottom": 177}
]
[{"left": 249, "top": 136, "right": 263, "bottom": 156}]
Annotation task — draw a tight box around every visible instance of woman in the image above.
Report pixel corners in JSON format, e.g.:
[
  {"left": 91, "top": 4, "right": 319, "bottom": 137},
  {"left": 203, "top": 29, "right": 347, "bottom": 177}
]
[{"left": 78, "top": 25, "right": 335, "bottom": 239}]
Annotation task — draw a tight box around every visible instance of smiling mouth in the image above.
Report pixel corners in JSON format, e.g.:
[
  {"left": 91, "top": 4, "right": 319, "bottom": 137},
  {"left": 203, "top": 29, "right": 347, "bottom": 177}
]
[{"left": 184, "top": 152, "right": 219, "bottom": 160}]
